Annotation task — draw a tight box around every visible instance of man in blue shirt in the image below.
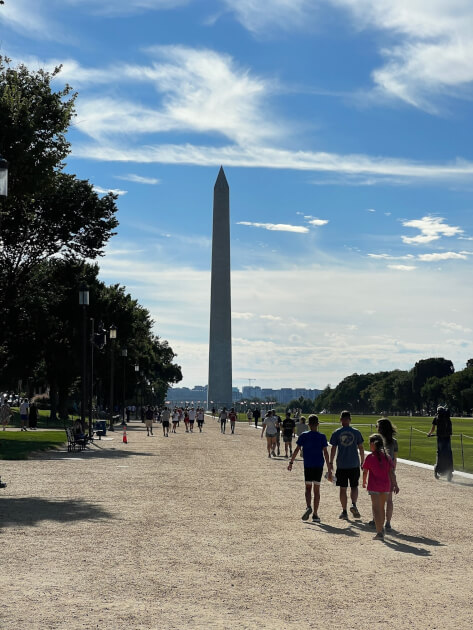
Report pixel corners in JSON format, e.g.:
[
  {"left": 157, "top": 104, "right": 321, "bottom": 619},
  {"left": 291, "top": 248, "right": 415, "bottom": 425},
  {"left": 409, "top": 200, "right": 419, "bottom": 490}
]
[
  {"left": 329, "top": 410, "right": 364, "bottom": 520},
  {"left": 288, "top": 415, "right": 332, "bottom": 523}
]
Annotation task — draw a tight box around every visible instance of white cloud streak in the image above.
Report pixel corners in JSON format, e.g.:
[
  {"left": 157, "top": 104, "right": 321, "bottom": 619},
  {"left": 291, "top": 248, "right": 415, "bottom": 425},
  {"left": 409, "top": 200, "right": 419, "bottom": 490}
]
[
  {"left": 237, "top": 222, "right": 309, "bottom": 233},
  {"left": 93, "top": 185, "right": 128, "bottom": 196},
  {"left": 115, "top": 174, "right": 161, "bottom": 185}
]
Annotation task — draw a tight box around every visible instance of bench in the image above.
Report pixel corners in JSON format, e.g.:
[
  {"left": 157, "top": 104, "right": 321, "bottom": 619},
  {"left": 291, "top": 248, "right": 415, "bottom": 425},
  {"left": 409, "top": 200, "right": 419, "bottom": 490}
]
[{"left": 65, "top": 427, "right": 88, "bottom": 452}]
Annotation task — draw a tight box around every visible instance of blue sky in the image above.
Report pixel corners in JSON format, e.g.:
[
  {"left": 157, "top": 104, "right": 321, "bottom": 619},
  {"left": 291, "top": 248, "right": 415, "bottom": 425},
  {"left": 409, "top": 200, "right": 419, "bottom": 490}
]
[{"left": 2, "top": 0, "right": 473, "bottom": 390}]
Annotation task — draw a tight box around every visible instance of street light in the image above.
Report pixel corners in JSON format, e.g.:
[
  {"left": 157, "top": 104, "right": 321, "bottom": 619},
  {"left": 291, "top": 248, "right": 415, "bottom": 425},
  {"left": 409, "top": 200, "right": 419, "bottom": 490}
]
[
  {"left": 134, "top": 364, "right": 139, "bottom": 418},
  {"left": 109, "top": 324, "right": 117, "bottom": 431},
  {"left": 0, "top": 155, "right": 8, "bottom": 197},
  {"left": 78, "top": 284, "right": 89, "bottom": 434},
  {"left": 121, "top": 348, "right": 128, "bottom": 422}
]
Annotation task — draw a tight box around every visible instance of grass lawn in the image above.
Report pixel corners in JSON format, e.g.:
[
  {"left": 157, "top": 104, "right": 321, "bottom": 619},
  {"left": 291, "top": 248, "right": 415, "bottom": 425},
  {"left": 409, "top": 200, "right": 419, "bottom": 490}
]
[
  {"left": 0, "top": 431, "right": 66, "bottom": 460},
  {"left": 238, "top": 413, "right": 473, "bottom": 473}
]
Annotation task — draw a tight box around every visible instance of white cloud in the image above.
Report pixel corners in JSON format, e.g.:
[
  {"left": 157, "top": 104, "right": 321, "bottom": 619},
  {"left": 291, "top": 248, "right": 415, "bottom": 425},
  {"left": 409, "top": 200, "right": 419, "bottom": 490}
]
[
  {"left": 237, "top": 222, "right": 309, "bottom": 233},
  {"left": 401, "top": 216, "right": 464, "bottom": 244},
  {"left": 70, "top": 47, "right": 280, "bottom": 146},
  {"left": 307, "top": 218, "right": 329, "bottom": 226},
  {"left": 73, "top": 142, "right": 473, "bottom": 183},
  {"left": 387, "top": 264, "right": 417, "bottom": 271},
  {"left": 418, "top": 252, "right": 468, "bottom": 262},
  {"left": 329, "top": 0, "right": 473, "bottom": 109},
  {"left": 436, "top": 321, "right": 472, "bottom": 334},
  {"left": 93, "top": 186, "right": 128, "bottom": 196},
  {"left": 65, "top": 0, "right": 189, "bottom": 16},
  {"left": 260, "top": 314, "right": 282, "bottom": 321},
  {"left": 368, "top": 254, "right": 415, "bottom": 260},
  {"left": 232, "top": 312, "right": 255, "bottom": 320},
  {"left": 115, "top": 174, "right": 161, "bottom": 185},
  {"left": 366, "top": 208, "right": 376, "bottom": 213},
  {"left": 221, "top": 0, "right": 314, "bottom": 33}
]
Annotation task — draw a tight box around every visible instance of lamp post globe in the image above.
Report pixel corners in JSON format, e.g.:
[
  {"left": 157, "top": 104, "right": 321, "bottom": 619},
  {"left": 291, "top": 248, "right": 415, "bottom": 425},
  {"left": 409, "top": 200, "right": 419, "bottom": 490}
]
[{"left": 0, "top": 155, "right": 8, "bottom": 197}]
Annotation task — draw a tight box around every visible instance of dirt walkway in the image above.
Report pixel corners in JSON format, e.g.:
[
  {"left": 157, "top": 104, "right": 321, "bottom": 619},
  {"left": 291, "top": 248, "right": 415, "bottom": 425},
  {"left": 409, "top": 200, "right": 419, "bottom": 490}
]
[{"left": 1, "top": 417, "right": 472, "bottom": 629}]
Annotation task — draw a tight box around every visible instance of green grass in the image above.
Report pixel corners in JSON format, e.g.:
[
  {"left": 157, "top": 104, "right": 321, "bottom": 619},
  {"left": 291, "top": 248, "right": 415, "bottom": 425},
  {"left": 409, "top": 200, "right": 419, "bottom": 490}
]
[
  {"left": 0, "top": 431, "right": 66, "bottom": 460},
  {"left": 238, "top": 413, "right": 473, "bottom": 473}
]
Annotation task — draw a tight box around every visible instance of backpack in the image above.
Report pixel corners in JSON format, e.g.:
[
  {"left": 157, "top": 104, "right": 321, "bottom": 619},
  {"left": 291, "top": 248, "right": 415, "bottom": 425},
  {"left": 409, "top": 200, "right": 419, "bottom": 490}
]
[{"left": 436, "top": 408, "right": 452, "bottom": 437}]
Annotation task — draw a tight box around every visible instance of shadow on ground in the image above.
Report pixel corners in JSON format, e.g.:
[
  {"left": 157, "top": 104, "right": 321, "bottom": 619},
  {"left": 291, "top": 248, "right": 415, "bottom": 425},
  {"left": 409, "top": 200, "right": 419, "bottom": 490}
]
[
  {"left": 0, "top": 497, "right": 112, "bottom": 528},
  {"left": 35, "top": 447, "right": 155, "bottom": 460}
]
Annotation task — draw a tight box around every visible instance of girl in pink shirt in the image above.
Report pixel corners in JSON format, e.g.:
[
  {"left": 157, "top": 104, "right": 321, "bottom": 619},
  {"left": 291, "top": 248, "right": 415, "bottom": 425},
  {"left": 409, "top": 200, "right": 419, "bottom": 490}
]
[{"left": 362, "top": 434, "right": 399, "bottom": 541}]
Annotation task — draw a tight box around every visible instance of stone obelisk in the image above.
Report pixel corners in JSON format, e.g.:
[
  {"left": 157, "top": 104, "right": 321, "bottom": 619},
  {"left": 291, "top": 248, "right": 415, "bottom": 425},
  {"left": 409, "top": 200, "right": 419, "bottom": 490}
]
[{"left": 207, "top": 167, "right": 232, "bottom": 409}]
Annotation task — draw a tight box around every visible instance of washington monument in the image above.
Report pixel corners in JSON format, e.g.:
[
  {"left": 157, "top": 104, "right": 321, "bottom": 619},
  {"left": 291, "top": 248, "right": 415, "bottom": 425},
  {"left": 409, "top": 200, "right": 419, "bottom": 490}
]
[{"left": 207, "top": 167, "right": 232, "bottom": 409}]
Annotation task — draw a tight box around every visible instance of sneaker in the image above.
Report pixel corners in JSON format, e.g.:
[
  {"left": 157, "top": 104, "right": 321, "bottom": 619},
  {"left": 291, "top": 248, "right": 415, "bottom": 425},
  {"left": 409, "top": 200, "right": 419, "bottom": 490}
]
[
  {"left": 368, "top": 520, "right": 375, "bottom": 527},
  {"left": 434, "top": 466, "right": 440, "bottom": 480},
  {"left": 301, "top": 506, "right": 313, "bottom": 521},
  {"left": 350, "top": 505, "right": 361, "bottom": 519},
  {"left": 339, "top": 510, "right": 348, "bottom": 520},
  {"left": 312, "top": 514, "right": 320, "bottom": 523},
  {"left": 268, "top": 453, "right": 271, "bottom": 458},
  {"left": 284, "top": 454, "right": 288, "bottom": 458},
  {"left": 272, "top": 451, "right": 276, "bottom": 457},
  {"left": 373, "top": 532, "right": 384, "bottom": 541},
  {"left": 385, "top": 522, "right": 392, "bottom": 530}
]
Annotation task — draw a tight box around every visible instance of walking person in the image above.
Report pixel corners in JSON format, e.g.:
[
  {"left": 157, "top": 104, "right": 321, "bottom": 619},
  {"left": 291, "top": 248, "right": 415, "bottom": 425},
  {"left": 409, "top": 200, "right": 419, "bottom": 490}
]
[
  {"left": 370, "top": 417, "right": 398, "bottom": 530},
  {"left": 145, "top": 405, "right": 154, "bottom": 436},
  {"left": 246, "top": 408, "right": 253, "bottom": 426},
  {"left": 196, "top": 407, "right": 205, "bottom": 432},
  {"left": 161, "top": 406, "right": 170, "bottom": 437},
  {"left": 219, "top": 407, "right": 228, "bottom": 434},
  {"left": 295, "top": 416, "right": 307, "bottom": 437},
  {"left": 188, "top": 407, "right": 196, "bottom": 433},
  {"left": 184, "top": 409, "right": 190, "bottom": 432},
  {"left": 428, "top": 406, "right": 453, "bottom": 481},
  {"left": 171, "top": 408, "right": 179, "bottom": 433},
  {"left": 28, "top": 401, "right": 39, "bottom": 430},
  {"left": 253, "top": 407, "right": 261, "bottom": 429},
  {"left": 275, "top": 410, "right": 282, "bottom": 456},
  {"left": 261, "top": 410, "right": 279, "bottom": 457},
  {"left": 328, "top": 410, "right": 364, "bottom": 520},
  {"left": 288, "top": 415, "right": 331, "bottom": 522},
  {"left": 1, "top": 399, "right": 11, "bottom": 430},
  {"left": 362, "top": 434, "right": 399, "bottom": 541},
  {"left": 19, "top": 398, "right": 29, "bottom": 431},
  {"left": 228, "top": 408, "right": 237, "bottom": 434},
  {"left": 282, "top": 411, "right": 296, "bottom": 457}
]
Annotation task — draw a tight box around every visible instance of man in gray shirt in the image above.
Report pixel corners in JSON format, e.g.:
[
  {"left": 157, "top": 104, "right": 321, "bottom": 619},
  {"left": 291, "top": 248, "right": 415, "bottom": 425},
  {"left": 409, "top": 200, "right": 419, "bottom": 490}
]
[{"left": 329, "top": 410, "right": 364, "bottom": 520}]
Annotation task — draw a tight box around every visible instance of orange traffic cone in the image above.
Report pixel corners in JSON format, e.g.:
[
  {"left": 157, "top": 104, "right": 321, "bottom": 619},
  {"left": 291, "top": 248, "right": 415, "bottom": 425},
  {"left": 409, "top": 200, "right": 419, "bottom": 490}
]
[{"left": 123, "top": 425, "right": 128, "bottom": 443}]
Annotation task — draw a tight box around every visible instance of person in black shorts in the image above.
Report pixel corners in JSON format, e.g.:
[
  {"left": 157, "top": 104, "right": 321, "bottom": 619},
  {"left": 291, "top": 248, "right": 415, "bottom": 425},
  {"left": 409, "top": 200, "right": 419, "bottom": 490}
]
[
  {"left": 288, "top": 415, "right": 331, "bottom": 523},
  {"left": 161, "top": 406, "right": 170, "bottom": 437},
  {"left": 282, "top": 411, "right": 296, "bottom": 457},
  {"left": 329, "top": 411, "right": 364, "bottom": 520}
]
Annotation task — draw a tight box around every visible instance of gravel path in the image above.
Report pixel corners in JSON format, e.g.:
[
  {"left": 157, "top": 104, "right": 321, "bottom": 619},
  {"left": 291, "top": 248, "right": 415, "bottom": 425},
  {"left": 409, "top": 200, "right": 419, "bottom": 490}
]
[{"left": 1, "top": 417, "right": 472, "bottom": 629}]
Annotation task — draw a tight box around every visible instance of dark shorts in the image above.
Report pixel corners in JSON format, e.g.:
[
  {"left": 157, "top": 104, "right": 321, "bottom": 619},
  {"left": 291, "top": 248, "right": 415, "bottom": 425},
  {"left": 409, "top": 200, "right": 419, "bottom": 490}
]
[
  {"left": 283, "top": 435, "right": 293, "bottom": 443},
  {"left": 304, "top": 467, "right": 323, "bottom": 484},
  {"left": 336, "top": 467, "right": 360, "bottom": 488},
  {"left": 162, "top": 421, "right": 169, "bottom": 428}
]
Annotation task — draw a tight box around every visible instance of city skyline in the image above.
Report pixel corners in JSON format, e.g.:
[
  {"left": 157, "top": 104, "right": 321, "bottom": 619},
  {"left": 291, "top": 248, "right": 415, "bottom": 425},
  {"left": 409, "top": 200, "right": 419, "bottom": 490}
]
[{"left": 2, "top": 2, "right": 473, "bottom": 390}]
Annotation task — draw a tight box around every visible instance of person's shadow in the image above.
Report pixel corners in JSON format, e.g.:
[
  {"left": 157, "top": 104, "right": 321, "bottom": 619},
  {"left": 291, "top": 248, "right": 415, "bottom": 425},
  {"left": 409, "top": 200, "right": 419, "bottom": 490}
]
[
  {"left": 382, "top": 538, "right": 432, "bottom": 556},
  {"left": 306, "top": 522, "right": 360, "bottom": 537}
]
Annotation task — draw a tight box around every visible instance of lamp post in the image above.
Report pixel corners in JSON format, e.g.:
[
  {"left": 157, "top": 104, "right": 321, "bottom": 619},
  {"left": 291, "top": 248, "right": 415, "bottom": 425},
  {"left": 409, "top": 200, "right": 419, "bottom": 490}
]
[
  {"left": 0, "top": 155, "right": 8, "bottom": 197},
  {"left": 78, "top": 285, "right": 89, "bottom": 434},
  {"left": 109, "top": 324, "right": 117, "bottom": 431},
  {"left": 121, "top": 348, "right": 127, "bottom": 422}
]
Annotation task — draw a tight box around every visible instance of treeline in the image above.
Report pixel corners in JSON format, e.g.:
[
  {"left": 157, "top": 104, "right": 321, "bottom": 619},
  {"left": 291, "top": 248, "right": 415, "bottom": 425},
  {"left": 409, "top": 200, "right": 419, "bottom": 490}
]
[
  {"left": 312, "top": 357, "right": 473, "bottom": 416},
  {"left": 0, "top": 57, "right": 182, "bottom": 417}
]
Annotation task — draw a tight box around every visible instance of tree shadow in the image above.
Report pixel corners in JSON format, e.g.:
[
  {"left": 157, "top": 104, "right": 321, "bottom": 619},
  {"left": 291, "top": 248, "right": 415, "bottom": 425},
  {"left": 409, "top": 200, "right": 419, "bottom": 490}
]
[
  {"left": 0, "top": 497, "right": 112, "bottom": 528},
  {"left": 36, "top": 447, "right": 155, "bottom": 460},
  {"left": 383, "top": 538, "right": 432, "bottom": 556},
  {"left": 306, "top": 522, "right": 360, "bottom": 537}
]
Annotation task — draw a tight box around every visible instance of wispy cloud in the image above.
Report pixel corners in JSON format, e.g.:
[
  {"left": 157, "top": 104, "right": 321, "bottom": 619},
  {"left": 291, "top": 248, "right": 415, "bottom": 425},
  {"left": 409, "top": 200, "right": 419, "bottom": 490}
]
[
  {"left": 115, "top": 174, "right": 161, "bottom": 185},
  {"left": 220, "top": 0, "right": 314, "bottom": 34},
  {"left": 436, "top": 321, "right": 472, "bottom": 334},
  {"left": 330, "top": 0, "right": 473, "bottom": 110},
  {"left": 401, "top": 216, "right": 464, "bottom": 245},
  {"left": 93, "top": 185, "right": 128, "bottom": 196},
  {"left": 307, "top": 218, "right": 329, "bottom": 226},
  {"left": 70, "top": 46, "right": 281, "bottom": 146},
  {"left": 237, "top": 222, "right": 309, "bottom": 233}
]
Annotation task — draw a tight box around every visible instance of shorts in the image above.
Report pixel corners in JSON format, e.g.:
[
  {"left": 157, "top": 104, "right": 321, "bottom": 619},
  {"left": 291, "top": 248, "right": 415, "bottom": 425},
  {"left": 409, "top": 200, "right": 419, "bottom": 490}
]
[
  {"left": 162, "top": 421, "right": 169, "bottom": 428},
  {"left": 304, "top": 467, "right": 323, "bottom": 484},
  {"left": 283, "top": 435, "right": 293, "bottom": 443},
  {"left": 145, "top": 419, "right": 153, "bottom": 428},
  {"left": 266, "top": 432, "right": 277, "bottom": 439},
  {"left": 368, "top": 490, "right": 389, "bottom": 495},
  {"left": 21, "top": 414, "right": 27, "bottom": 421},
  {"left": 335, "top": 467, "right": 360, "bottom": 488}
]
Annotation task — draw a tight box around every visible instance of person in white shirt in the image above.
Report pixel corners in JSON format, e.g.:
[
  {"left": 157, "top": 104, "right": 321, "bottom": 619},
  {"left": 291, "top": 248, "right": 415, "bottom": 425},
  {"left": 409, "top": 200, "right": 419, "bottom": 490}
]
[
  {"left": 261, "top": 410, "right": 279, "bottom": 458},
  {"left": 219, "top": 408, "right": 228, "bottom": 434}
]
